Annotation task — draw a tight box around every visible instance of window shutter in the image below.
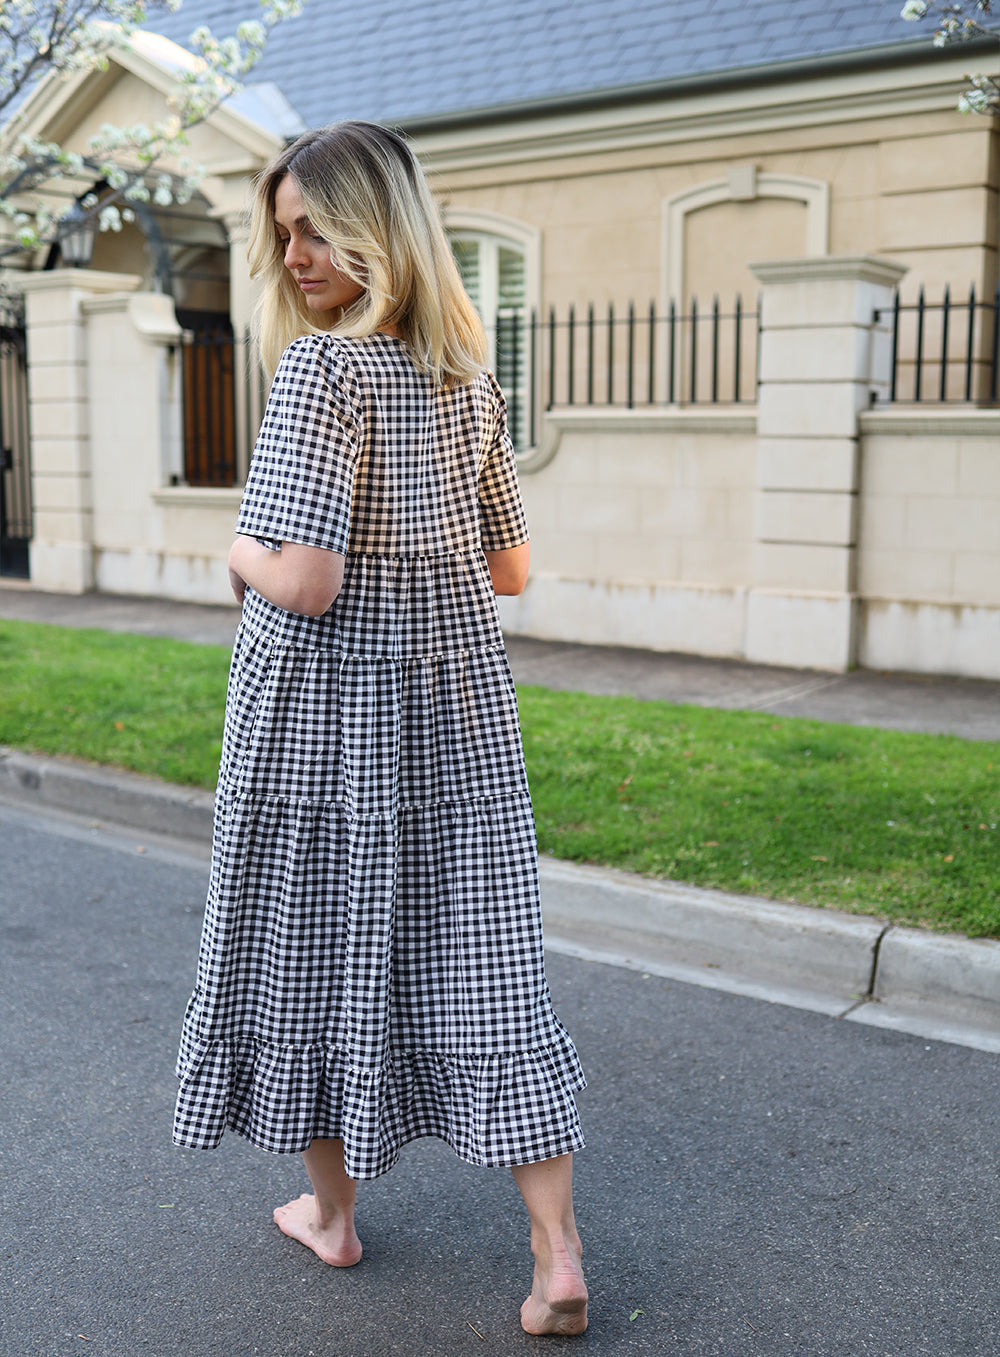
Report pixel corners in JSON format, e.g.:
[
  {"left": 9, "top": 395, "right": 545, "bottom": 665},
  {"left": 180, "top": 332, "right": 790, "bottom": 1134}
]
[
  {"left": 497, "top": 246, "right": 525, "bottom": 309},
  {"left": 449, "top": 232, "right": 531, "bottom": 451},
  {"left": 452, "top": 239, "right": 481, "bottom": 309}
]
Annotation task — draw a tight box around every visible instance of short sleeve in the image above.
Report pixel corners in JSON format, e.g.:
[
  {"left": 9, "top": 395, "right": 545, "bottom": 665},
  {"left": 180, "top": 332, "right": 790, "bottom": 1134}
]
[
  {"left": 477, "top": 373, "right": 529, "bottom": 551},
  {"left": 236, "top": 336, "right": 361, "bottom": 555}
]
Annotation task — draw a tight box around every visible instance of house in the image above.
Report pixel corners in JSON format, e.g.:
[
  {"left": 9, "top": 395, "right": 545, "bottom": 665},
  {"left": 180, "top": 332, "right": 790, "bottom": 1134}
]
[{"left": 2, "top": 1, "right": 999, "bottom": 675}]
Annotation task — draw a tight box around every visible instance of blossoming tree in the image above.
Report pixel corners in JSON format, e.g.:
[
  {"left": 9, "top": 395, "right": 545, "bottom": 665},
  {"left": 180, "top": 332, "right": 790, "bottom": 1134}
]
[
  {"left": 900, "top": 0, "right": 999, "bottom": 111},
  {"left": 0, "top": 0, "right": 303, "bottom": 266}
]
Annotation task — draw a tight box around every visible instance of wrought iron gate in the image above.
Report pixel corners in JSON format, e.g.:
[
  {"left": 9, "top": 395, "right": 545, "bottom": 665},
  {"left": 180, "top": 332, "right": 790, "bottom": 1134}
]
[
  {"left": 178, "top": 310, "right": 238, "bottom": 487},
  {"left": 0, "top": 300, "right": 31, "bottom": 578}
]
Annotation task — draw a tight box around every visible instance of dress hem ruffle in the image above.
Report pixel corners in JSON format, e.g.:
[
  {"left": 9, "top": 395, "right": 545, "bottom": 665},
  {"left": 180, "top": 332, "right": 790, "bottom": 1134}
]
[{"left": 173, "top": 1032, "right": 586, "bottom": 1180}]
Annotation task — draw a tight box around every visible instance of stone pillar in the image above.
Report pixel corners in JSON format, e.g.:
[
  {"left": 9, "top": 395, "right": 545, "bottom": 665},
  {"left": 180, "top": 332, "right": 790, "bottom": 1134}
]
[
  {"left": 18, "top": 269, "right": 141, "bottom": 593},
  {"left": 747, "top": 255, "right": 907, "bottom": 671}
]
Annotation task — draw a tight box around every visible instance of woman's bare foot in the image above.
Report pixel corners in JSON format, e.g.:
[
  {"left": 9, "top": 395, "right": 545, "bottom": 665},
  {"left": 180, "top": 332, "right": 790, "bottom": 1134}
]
[
  {"left": 272, "top": 1192, "right": 363, "bottom": 1267},
  {"left": 520, "top": 1235, "right": 589, "bottom": 1336}
]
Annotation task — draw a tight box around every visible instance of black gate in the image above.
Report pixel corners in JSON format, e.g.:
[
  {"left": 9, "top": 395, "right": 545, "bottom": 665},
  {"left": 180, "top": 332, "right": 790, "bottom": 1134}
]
[{"left": 0, "top": 300, "right": 31, "bottom": 578}]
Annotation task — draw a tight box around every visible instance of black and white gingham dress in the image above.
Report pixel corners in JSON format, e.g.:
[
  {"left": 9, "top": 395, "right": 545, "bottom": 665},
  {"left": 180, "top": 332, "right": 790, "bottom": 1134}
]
[{"left": 173, "top": 332, "right": 585, "bottom": 1179}]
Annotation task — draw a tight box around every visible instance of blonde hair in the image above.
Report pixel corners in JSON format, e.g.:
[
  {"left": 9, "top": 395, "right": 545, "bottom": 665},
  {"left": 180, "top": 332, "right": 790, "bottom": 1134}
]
[{"left": 247, "top": 121, "right": 487, "bottom": 385}]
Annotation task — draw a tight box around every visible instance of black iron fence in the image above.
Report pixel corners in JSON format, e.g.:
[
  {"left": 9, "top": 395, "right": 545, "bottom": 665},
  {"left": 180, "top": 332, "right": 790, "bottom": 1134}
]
[
  {"left": 177, "top": 321, "right": 271, "bottom": 487},
  {"left": 874, "top": 284, "right": 1000, "bottom": 406},
  {"left": 176, "top": 285, "right": 998, "bottom": 477},
  {"left": 495, "top": 298, "right": 760, "bottom": 451}
]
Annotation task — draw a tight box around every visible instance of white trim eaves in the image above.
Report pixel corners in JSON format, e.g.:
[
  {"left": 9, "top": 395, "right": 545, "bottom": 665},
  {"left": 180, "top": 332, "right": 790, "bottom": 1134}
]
[
  {"left": 0, "top": 63, "right": 98, "bottom": 155},
  {"left": 412, "top": 52, "right": 981, "bottom": 176},
  {"left": 224, "top": 82, "right": 305, "bottom": 145},
  {"left": 110, "top": 35, "right": 287, "bottom": 161}
]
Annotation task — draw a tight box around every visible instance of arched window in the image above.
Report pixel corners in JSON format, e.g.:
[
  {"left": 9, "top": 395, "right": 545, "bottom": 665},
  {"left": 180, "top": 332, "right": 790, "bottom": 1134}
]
[{"left": 446, "top": 212, "right": 540, "bottom": 452}]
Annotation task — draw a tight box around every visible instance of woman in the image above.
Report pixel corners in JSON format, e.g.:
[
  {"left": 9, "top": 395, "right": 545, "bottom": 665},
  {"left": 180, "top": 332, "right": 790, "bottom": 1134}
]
[{"left": 173, "top": 121, "right": 588, "bottom": 1336}]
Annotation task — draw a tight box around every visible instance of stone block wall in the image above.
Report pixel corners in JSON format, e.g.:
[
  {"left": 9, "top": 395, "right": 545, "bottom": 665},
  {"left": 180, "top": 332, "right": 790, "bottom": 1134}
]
[{"left": 17, "top": 259, "right": 1000, "bottom": 679}]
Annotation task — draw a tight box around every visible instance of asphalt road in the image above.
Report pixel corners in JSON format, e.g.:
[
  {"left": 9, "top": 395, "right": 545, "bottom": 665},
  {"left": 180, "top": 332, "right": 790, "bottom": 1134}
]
[{"left": 2, "top": 803, "right": 999, "bottom": 1357}]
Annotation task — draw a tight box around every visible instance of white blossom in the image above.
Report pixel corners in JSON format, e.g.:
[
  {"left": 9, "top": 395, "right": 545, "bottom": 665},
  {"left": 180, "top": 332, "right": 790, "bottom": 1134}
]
[
  {"left": 899, "top": 1, "right": 1000, "bottom": 113},
  {"left": 236, "top": 20, "right": 266, "bottom": 45},
  {"left": 0, "top": 0, "right": 305, "bottom": 264},
  {"left": 958, "top": 88, "right": 990, "bottom": 109},
  {"left": 98, "top": 204, "right": 123, "bottom": 232}
]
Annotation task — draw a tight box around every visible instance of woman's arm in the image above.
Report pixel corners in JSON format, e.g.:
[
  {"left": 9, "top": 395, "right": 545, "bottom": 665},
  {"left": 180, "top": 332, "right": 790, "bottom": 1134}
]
[
  {"left": 484, "top": 542, "right": 530, "bottom": 596},
  {"left": 228, "top": 536, "right": 345, "bottom": 616}
]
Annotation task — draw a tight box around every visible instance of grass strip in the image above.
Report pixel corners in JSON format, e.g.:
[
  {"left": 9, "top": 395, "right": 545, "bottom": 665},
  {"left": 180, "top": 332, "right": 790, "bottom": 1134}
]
[
  {"left": 519, "top": 686, "right": 1000, "bottom": 938},
  {"left": 2, "top": 618, "right": 998, "bottom": 938},
  {"left": 0, "top": 619, "right": 229, "bottom": 788}
]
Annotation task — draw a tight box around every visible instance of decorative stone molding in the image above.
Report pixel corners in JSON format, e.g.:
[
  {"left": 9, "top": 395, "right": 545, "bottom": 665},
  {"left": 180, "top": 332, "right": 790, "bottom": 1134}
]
[
  {"left": 441, "top": 206, "right": 542, "bottom": 302},
  {"left": 16, "top": 269, "right": 142, "bottom": 298},
  {"left": 152, "top": 486, "right": 243, "bottom": 510},
  {"left": 82, "top": 292, "right": 182, "bottom": 346},
  {"left": 663, "top": 173, "right": 830, "bottom": 306},
  {"left": 751, "top": 255, "right": 908, "bottom": 289},
  {"left": 860, "top": 408, "right": 1000, "bottom": 436},
  {"left": 517, "top": 405, "right": 757, "bottom": 474}
]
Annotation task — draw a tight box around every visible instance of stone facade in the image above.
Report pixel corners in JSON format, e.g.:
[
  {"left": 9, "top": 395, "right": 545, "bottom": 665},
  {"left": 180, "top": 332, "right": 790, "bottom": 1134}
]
[{"left": 4, "top": 30, "right": 1000, "bottom": 678}]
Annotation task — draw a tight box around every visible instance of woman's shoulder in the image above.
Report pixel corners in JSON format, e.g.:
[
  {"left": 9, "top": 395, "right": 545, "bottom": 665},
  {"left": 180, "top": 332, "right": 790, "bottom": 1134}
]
[
  {"left": 275, "top": 333, "right": 367, "bottom": 401},
  {"left": 466, "top": 366, "right": 506, "bottom": 417},
  {"left": 282, "top": 331, "right": 419, "bottom": 382},
  {"left": 279, "top": 332, "right": 349, "bottom": 376}
]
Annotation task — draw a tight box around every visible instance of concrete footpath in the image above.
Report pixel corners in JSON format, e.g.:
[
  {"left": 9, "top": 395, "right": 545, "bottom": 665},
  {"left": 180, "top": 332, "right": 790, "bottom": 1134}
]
[{"left": 3, "top": 582, "right": 1000, "bottom": 1053}]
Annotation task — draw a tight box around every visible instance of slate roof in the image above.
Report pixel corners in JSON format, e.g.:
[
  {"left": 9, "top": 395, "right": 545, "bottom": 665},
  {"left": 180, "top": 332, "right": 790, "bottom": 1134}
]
[{"left": 149, "top": 0, "right": 939, "bottom": 132}]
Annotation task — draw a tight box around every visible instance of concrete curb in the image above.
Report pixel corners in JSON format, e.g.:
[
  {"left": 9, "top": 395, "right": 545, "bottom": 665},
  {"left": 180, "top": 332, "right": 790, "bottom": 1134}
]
[
  {"left": 538, "top": 857, "right": 883, "bottom": 1016},
  {"left": 538, "top": 857, "right": 1000, "bottom": 1050},
  {"left": 0, "top": 747, "right": 215, "bottom": 846},
  {"left": 3, "top": 746, "right": 999, "bottom": 1049},
  {"left": 850, "top": 928, "right": 1000, "bottom": 1050}
]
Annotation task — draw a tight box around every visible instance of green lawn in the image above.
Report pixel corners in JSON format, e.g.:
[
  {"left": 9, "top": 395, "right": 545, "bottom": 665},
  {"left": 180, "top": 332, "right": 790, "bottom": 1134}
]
[
  {"left": 3, "top": 618, "right": 998, "bottom": 938},
  {"left": 0, "top": 620, "right": 229, "bottom": 787},
  {"left": 518, "top": 687, "right": 1000, "bottom": 938}
]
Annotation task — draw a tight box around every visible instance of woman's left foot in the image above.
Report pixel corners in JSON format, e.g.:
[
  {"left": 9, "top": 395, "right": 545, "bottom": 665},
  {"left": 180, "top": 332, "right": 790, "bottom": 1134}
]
[
  {"left": 520, "top": 1240, "right": 589, "bottom": 1335},
  {"left": 273, "top": 1192, "right": 363, "bottom": 1267}
]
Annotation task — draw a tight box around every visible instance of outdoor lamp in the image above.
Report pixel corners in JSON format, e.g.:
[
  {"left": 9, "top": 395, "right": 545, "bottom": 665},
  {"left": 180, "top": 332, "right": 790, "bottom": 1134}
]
[{"left": 59, "top": 201, "right": 96, "bottom": 268}]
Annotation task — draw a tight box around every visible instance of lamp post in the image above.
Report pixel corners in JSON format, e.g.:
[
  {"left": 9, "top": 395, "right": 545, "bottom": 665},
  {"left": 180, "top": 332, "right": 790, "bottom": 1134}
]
[{"left": 59, "top": 201, "right": 96, "bottom": 268}]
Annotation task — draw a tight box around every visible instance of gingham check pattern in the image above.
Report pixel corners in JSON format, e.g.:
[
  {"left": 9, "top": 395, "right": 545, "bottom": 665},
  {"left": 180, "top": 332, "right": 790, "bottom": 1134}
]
[{"left": 173, "top": 334, "right": 585, "bottom": 1178}]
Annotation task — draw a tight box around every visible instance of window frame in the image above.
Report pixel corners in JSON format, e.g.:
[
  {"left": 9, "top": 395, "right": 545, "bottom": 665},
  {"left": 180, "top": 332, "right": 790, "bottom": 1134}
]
[{"left": 444, "top": 209, "right": 541, "bottom": 453}]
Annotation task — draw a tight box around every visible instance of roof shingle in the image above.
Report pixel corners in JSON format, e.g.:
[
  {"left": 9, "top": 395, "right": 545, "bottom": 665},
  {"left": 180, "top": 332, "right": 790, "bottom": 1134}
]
[{"left": 148, "top": 0, "right": 934, "bottom": 131}]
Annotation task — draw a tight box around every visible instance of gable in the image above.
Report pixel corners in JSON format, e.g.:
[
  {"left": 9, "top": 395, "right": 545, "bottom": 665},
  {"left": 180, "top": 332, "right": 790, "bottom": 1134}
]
[{"left": 6, "top": 28, "right": 290, "bottom": 171}]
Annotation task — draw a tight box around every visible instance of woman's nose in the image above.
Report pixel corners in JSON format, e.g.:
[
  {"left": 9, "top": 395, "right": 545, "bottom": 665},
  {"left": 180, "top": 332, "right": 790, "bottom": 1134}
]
[{"left": 284, "top": 236, "right": 307, "bottom": 268}]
